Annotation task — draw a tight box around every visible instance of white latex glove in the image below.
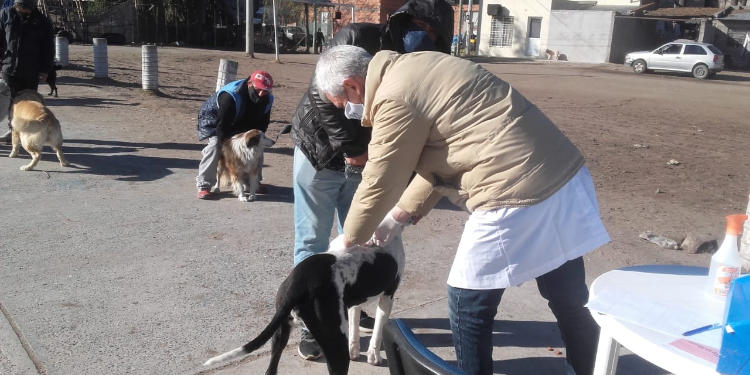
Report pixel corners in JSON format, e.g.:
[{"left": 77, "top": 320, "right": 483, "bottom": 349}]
[
  {"left": 371, "top": 209, "right": 408, "bottom": 247},
  {"left": 329, "top": 234, "right": 352, "bottom": 252}
]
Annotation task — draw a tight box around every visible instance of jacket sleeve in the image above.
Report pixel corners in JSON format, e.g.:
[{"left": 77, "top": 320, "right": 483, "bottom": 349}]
[
  {"left": 40, "top": 15, "right": 54, "bottom": 73},
  {"left": 215, "top": 92, "right": 236, "bottom": 140},
  {"left": 0, "top": 12, "right": 7, "bottom": 60},
  {"left": 397, "top": 173, "right": 443, "bottom": 218},
  {"left": 258, "top": 94, "right": 273, "bottom": 133},
  {"left": 343, "top": 99, "right": 430, "bottom": 244},
  {"left": 310, "top": 84, "right": 368, "bottom": 157}
]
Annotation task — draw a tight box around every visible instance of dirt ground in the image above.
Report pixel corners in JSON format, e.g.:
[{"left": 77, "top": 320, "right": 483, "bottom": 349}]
[
  {"left": 1, "top": 44, "right": 749, "bottom": 375},
  {"left": 63, "top": 43, "right": 750, "bottom": 268}
]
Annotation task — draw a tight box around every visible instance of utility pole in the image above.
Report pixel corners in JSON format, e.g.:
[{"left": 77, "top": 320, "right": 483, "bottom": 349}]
[
  {"left": 467, "top": 0, "right": 473, "bottom": 56},
  {"left": 246, "top": 0, "right": 254, "bottom": 57},
  {"left": 304, "top": 3, "right": 310, "bottom": 53},
  {"left": 457, "top": 0, "right": 464, "bottom": 55}
]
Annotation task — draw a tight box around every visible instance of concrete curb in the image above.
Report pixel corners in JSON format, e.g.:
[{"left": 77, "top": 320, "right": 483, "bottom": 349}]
[{"left": 0, "top": 302, "right": 45, "bottom": 375}]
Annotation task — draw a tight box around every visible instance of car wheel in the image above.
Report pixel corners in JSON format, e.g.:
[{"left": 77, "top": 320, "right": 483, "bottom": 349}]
[
  {"left": 632, "top": 60, "right": 647, "bottom": 74},
  {"left": 692, "top": 64, "right": 709, "bottom": 80}
]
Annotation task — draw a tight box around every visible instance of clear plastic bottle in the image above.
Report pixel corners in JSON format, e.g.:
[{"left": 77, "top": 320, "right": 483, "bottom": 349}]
[
  {"left": 707, "top": 214, "right": 747, "bottom": 298},
  {"left": 740, "top": 193, "right": 750, "bottom": 273}
]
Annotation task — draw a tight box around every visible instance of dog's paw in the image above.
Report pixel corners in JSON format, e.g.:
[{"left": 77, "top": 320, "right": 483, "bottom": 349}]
[
  {"left": 8, "top": 152, "right": 17, "bottom": 158},
  {"left": 60, "top": 162, "right": 71, "bottom": 167},
  {"left": 349, "top": 343, "right": 360, "bottom": 361},
  {"left": 19, "top": 165, "right": 33, "bottom": 171},
  {"left": 366, "top": 348, "right": 382, "bottom": 365},
  {"left": 238, "top": 194, "right": 256, "bottom": 202}
]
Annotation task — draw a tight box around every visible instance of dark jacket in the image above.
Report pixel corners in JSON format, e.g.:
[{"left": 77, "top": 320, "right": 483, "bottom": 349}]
[
  {"left": 329, "top": 23, "right": 384, "bottom": 56},
  {"left": 197, "top": 78, "right": 273, "bottom": 141},
  {"left": 291, "top": 78, "right": 369, "bottom": 171},
  {"left": 0, "top": 6, "right": 54, "bottom": 80},
  {"left": 382, "top": 0, "right": 454, "bottom": 54},
  {"left": 329, "top": 0, "right": 454, "bottom": 55}
]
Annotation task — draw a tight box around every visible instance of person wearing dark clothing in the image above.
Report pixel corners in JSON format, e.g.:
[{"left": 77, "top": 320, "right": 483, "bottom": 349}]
[
  {"left": 314, "top": 28, "right": 325, "bottom": 54},
  {"left": 0, "top": 0, "right": 54, "bottom": 142},
  {"left": 195, "top": 71, "right": 274, "bottom": 199},
  {"left": 328, "top": 0, "right": 454, "bottom": 55},
  {"left": 290, "top": 0, "right": 453, "bottom": 361}
]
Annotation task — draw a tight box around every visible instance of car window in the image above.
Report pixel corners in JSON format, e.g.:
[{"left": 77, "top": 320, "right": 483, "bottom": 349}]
[
  {"left": 661, "top": 44, "right": 683, "bottom": 54},
  {"left": 684, "top": 45, "right": 707, "bottom": 55},
  {"left": 707, "top": 45, "right": 722, "bottom": 55}
]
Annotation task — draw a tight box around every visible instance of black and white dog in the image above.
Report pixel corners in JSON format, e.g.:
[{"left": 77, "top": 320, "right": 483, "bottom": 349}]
[{"left": 204, "top": 236, "right": 405, "bottom": 375}]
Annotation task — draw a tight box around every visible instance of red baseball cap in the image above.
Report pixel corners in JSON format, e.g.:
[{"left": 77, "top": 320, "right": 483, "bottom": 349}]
[{"left": 249, "top": 70, "right": 273, "bottom": 91}]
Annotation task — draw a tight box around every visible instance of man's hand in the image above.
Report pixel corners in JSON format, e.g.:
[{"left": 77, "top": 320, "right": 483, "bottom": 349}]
[
  {"left": 371, "top": 207, "right": 411, "bottom": 247},
  {"left": 344, "top": 152, "right": 367, "bottom": 167},
  {"left": 329, "top": 234, "right": 354, "bottom": 252},
  {"left": 39, "top": 72, "right": 47, "bottom": 83}
]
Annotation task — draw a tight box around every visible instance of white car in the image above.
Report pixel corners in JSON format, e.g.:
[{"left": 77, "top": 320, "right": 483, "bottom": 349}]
[{"left": 624, "top": 40, "right": 724, "bottom": 79}]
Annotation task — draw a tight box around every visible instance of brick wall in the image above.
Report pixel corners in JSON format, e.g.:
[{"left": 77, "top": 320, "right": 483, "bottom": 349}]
[{"left": 329, "top": 0, "right": 474, "bottom": 39}]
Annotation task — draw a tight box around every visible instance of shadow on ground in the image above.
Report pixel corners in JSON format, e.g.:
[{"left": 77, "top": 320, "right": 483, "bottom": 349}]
[
  {"left": 0, "top": 139, "right": 201, "bottom": 182},
  {"left": 204, "top": 184, "right": 293, "bottom": 203},
  {"left": 66, "top": 139, "right": 204, "bottom": 151},
  {"left": 401, "top": 318, "right": 668, "bottom": 375}
]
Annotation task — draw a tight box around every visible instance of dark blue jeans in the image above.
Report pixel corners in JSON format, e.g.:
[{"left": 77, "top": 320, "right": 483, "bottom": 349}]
[{"left": 448, "top": 257, "right": 599, "bottom": 375}]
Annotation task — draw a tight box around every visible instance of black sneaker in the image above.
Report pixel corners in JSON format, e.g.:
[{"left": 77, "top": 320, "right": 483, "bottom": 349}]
[
  {"left": 359, "top": 311, "right": 375, "bottom": 333},
  {"left": 297, "top": 328, "right": 322, "bottom": 360}
]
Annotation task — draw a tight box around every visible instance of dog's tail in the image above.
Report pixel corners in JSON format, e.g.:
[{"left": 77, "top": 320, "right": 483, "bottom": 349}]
[{"left": 203, "top": 283, "right": 301, "bottom": 366}]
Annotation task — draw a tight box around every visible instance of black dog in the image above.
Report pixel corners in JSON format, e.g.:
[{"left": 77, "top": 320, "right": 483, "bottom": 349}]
[
  {"left": 47, "top": 64, "right": 61, "bottom": 97},
  {"left": 204, "top": 237, "right": 405, "bottom": 375}
]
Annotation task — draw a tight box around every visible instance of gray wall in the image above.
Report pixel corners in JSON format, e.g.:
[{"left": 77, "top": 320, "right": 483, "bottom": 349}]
[
  {"left": 609, "top": 17, "right": 663, "bottom": 63},
  {"left": 547, "top": 10, "right": 615, "bottom": 63}
]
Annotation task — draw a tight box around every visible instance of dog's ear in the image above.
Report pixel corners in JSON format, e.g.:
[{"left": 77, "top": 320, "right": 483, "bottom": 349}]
[{"left": 246, "top": 132, "right": 261, "bottom": 147}]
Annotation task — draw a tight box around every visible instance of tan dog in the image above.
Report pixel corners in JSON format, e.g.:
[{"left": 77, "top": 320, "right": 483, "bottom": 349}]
[
  {"left": 216, "top": 129, "right": 274, "bottom": 202},
  {"left": 8, "top": 90, "right": 69, "bottom": 171}
]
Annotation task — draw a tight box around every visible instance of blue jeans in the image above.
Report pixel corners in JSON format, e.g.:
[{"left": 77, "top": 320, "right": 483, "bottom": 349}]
[
  {"left": 293, "top": 147, "right": 361, "bottom": 265},
  {"left": 448, "top": 257, "right": 598, "bottom": 375}
]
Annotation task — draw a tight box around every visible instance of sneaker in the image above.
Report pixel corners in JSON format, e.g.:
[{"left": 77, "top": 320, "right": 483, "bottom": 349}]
[
  {"left": 197, "top": 189, "right": 212, "bottom": 200},
  {"left": 297, "top": 328, "right": 322, "bottom": 360},
  {"left": 359, "top": 311, "right": 375, "bottom": 333}
]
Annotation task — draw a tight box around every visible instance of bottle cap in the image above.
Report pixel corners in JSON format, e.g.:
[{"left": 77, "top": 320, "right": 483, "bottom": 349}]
[{"left": 726, "top": 214, "right": 748, "bottom": 235}]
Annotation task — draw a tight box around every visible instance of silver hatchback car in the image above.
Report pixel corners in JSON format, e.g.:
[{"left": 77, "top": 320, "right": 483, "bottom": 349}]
[{"left": 624, "top": 40, "right": 724, "bottom": 79}]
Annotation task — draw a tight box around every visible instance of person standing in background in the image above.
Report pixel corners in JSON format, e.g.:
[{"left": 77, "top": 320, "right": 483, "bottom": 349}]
[{"left": 0, "top": 0, "right": 54, "bottom": 143}]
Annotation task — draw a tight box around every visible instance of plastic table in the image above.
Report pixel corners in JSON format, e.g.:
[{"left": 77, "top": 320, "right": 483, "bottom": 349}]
[{"left": 588, "top": 265, "right": 725, "bottom": 375}]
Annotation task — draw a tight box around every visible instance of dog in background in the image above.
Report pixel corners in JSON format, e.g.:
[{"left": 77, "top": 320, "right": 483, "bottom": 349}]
[
  {"left": 204, "top": 236, "right": 405, "bottom": 375},
  {"left": 216, "top": 129, "right": 275, "bottom": 202},
  {"left": 47, "top": 64, "right": 62, "bottom": 97},
  {"left": 8, "top": 90, "right": 69, "bottom": 171}
]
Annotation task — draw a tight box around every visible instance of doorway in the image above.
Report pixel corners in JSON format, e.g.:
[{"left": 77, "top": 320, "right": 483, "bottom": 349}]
[{"left": 526, "top": 17, "right": 542, "bottom": 56}]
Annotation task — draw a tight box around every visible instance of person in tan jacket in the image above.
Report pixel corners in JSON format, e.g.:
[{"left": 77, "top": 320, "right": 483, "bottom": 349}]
[{"left": 319, "top": 45, "right": 610, "bottom": 375}]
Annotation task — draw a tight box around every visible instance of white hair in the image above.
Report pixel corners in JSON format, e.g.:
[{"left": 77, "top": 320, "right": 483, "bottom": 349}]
[{"left": 314, "top": 45, "right": 372, "bottom": 97}]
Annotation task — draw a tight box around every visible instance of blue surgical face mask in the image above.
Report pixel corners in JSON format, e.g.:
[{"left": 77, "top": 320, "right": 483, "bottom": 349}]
[
  {"left": 344, "top": 101, "right": 364, "bottom": 120},
  {"left": 402, "top": 29, "right": 436, "bottom": 53}
]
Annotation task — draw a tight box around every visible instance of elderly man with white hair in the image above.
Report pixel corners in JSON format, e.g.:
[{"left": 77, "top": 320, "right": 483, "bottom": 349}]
[{"left": 320, "top": 45, "right": 610, "bottom": 375}]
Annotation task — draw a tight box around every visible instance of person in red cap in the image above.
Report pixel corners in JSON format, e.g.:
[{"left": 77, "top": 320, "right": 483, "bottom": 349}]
[{"left": 195, "top": 70, "right": 274, "bottom": 199}]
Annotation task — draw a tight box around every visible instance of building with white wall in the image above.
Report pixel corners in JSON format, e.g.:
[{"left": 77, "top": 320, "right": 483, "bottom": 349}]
[{"left": 477, "top": 0, "right": 640, "bottom": 60}]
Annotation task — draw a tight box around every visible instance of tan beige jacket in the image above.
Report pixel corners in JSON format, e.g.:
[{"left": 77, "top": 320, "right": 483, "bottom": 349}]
[{"left": 343, "top": 51, "right": 584, "bottom": 244}]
